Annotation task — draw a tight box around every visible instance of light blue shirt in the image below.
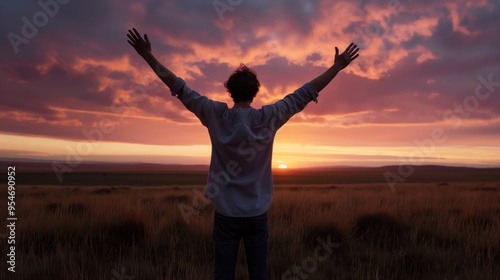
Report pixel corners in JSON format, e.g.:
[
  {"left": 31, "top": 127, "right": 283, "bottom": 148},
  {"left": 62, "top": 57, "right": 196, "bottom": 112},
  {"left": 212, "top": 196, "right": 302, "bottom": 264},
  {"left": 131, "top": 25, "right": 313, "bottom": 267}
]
[{"left": 171, "top": 77, "right": 318, "bottom": 217}]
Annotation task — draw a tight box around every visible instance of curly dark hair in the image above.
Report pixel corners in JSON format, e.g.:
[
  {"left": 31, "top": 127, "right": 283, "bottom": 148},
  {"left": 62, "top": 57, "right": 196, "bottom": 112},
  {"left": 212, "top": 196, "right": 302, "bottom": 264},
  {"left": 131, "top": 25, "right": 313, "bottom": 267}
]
[{"left": 224, "top": 64, "right": 260, "bottom": 103}]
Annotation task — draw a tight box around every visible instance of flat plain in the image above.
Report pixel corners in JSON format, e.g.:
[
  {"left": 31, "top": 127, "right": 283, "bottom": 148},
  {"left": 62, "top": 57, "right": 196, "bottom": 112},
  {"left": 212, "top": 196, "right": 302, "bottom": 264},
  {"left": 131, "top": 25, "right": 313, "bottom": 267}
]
[{"left": 1, "top": 166, "right": 499, "bottom": 279}]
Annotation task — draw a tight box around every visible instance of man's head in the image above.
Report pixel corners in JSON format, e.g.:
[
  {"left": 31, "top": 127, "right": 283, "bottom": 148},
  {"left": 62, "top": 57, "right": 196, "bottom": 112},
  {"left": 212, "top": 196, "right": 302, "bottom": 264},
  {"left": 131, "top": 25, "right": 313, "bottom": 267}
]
[{"left": 224, "top": 64, "right": 260, "bottom": 103}]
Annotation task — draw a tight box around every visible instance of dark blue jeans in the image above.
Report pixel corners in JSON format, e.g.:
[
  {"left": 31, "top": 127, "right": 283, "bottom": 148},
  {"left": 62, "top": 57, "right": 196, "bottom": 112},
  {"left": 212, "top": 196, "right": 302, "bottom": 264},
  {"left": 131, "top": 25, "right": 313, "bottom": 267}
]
[{"left": 213, "top": 210, "right": 269, "bottom": 280}]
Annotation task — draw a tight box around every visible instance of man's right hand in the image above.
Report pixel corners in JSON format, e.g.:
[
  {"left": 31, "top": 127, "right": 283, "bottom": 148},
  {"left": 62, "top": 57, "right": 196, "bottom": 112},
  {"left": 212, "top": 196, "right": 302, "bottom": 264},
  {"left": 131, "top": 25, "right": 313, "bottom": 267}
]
[{"left": 127, "top": 27, "right": 152, "bottom": 58}]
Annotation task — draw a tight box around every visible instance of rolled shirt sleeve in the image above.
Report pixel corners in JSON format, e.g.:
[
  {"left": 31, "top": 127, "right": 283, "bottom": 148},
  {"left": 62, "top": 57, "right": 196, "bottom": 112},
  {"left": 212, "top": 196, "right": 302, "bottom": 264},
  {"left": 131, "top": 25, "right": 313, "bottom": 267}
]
[
  {"left": 170, "top": 77, "right": 223, "bottom": 127},
  {"left": 264, "top": 82, "right": 318, "bottom": 130}
]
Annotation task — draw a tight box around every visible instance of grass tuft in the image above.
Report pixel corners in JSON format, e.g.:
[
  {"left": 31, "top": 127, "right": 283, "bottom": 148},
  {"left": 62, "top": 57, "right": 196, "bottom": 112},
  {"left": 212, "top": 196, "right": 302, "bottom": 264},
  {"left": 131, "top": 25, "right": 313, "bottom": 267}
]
[{"left": 352, "top": 213, "right": 409, "bottom": 249}]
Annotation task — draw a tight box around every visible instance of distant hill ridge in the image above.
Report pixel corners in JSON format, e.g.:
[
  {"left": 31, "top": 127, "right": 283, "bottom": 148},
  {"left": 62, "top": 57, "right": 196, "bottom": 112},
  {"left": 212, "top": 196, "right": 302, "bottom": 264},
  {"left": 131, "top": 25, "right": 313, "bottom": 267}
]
[
  {"left": 1, "top": 158, "right": 498, "bottom": 186},
  {"left": 0, "top": 158, "right": 499, "bottom": 173}
]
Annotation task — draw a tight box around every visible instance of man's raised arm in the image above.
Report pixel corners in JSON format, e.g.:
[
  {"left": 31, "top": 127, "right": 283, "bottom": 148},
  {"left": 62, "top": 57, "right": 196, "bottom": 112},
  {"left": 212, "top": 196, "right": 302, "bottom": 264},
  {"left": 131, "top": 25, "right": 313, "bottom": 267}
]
[
  {"left": 309, "top": 43, "right": 359, "bottom": 93},
  {"left": 127, "top": 28, "right": 177, "bottom": 89}
]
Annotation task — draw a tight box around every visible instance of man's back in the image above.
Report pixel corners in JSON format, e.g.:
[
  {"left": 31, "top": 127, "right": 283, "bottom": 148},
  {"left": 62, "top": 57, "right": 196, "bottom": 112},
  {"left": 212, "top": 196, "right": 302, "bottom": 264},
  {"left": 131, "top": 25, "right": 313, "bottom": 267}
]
[{"left": 170, "top": 78, "right": 318, "bottom": 217}]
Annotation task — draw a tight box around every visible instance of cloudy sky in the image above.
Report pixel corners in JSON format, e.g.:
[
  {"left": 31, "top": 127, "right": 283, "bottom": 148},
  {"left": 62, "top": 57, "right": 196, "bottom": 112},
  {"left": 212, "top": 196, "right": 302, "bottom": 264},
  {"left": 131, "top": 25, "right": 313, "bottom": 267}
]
[{"left": 1, "top": 0, "right": 499, "bottom": 168}]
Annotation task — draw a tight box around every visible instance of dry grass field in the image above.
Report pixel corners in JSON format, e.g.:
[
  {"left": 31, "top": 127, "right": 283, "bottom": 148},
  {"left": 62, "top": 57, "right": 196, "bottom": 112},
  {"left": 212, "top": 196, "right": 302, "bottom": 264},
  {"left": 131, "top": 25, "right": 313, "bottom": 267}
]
[{"left": 1, "top": 178, "right": 499, "bottom": 279}]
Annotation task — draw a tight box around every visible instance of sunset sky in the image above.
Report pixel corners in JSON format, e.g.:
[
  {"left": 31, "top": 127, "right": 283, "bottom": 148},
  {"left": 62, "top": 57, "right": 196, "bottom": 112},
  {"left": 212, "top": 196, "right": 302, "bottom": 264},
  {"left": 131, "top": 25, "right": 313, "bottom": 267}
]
[{"left": 1, "top": 0, "right": 499, "bottom": 168}]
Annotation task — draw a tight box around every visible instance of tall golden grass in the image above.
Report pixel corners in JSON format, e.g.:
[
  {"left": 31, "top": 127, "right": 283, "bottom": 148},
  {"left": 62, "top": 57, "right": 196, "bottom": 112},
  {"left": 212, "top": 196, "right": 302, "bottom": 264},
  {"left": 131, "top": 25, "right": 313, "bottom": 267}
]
[{"left": 2, "top": 182, "right": 499, "bottom": 279}]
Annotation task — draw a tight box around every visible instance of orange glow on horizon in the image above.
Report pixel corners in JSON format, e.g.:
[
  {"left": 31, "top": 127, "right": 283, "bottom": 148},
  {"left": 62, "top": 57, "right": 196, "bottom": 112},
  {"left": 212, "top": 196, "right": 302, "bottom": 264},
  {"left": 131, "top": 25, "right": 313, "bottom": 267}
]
[{"left": 1, "top": 133, "right": 500, "bottom": 168}]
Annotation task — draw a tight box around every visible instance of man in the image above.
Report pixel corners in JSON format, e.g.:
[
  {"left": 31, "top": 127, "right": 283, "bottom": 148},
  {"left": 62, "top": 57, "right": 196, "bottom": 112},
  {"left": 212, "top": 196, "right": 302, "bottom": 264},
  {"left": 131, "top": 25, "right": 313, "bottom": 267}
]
[{"left": 127, "top": 27, "right": 359, "bottom": 280}]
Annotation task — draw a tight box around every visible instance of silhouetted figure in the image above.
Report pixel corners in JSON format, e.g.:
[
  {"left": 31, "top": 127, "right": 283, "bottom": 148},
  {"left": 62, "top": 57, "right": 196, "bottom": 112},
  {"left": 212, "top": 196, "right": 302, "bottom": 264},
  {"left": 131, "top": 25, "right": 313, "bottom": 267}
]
[{"left": 127, "top": 27, "right": 359, "bottom": 280}]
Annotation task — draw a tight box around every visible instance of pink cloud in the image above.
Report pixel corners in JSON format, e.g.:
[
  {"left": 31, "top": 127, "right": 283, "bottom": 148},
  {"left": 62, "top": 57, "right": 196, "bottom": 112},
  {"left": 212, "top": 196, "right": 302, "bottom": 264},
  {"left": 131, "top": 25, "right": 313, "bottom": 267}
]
[{"left": 0, "top": 0, "right": 498, "bottom": 166}]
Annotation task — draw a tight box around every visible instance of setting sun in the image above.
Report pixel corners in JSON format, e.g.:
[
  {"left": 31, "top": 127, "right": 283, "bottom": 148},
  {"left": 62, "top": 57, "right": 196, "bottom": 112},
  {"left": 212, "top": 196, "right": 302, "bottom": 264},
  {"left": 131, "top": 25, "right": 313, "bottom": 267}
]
[{"left": 278, "top": 164, "right": 288, "bottom": 169}]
